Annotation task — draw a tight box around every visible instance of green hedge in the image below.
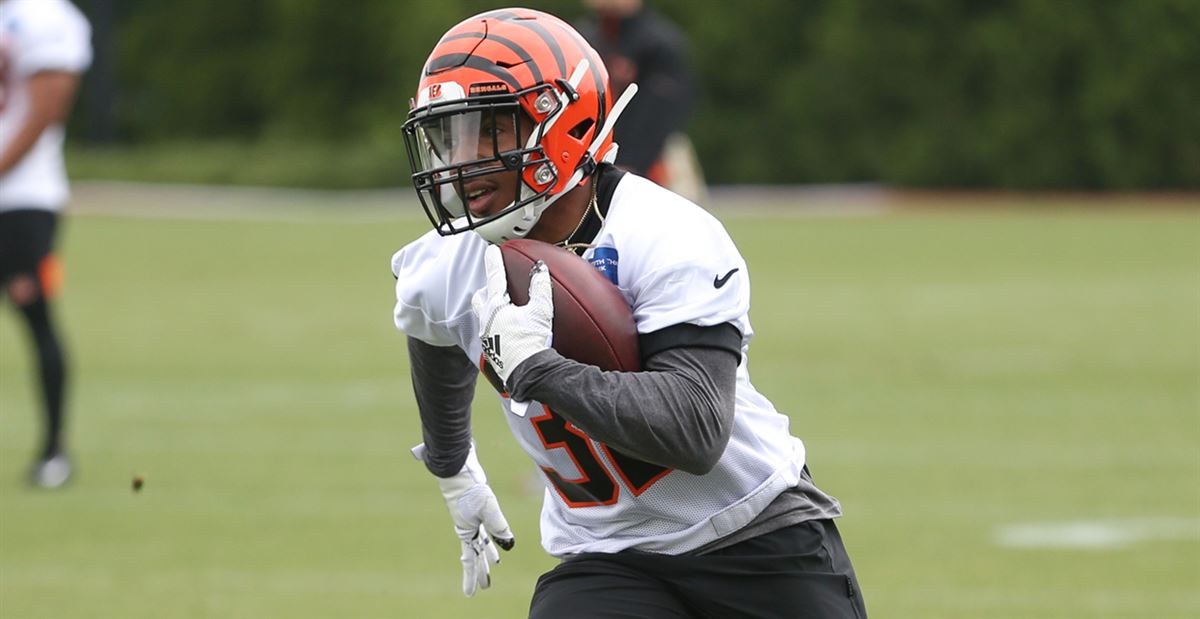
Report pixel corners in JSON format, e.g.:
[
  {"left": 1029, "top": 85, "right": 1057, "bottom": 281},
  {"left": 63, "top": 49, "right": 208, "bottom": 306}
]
[{"left": 71, "top": 0, "right": 1199, "bottom": 188}]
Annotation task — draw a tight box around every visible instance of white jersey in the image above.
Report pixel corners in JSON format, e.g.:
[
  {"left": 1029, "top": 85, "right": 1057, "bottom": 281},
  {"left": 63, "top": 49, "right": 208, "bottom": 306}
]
[
  {"left": 0, "top": 0, "right": 92, "bottom": 212},
  {"left": 393, "top": 174, "right": 807, "bottom": 557}
]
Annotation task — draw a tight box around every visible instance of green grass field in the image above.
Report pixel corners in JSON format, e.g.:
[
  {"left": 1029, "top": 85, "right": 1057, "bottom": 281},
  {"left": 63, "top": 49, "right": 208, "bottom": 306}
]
[{"left": 1, "top": 190, "right": 1197, "bottom": 618}]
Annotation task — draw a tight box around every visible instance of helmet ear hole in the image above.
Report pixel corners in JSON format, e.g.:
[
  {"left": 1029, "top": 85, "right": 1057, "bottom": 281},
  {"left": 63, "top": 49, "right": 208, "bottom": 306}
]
[{"left": 567, "top": 118, "right": 595, "bottom": 140}]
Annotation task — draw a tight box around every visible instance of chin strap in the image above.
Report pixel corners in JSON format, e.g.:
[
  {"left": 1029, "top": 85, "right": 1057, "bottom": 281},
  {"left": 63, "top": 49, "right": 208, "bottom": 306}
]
[{"left": 590, "top": 82, "right": 639, "bottom": 165}]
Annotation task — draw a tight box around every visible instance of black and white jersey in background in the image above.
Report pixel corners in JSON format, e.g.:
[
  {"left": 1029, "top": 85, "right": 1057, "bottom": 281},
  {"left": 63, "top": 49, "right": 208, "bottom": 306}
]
[
  {"left": 575, "top": 7, "right": 695, "bottom": 176},
  {"left": 0, "top": 0, "right": 92, "bottom": 212}
]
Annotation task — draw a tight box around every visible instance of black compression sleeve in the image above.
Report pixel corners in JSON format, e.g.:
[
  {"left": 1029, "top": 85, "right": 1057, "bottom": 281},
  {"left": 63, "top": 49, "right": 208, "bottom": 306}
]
[
  {"left": 407, "top": 336, "right": 476, "bottom": 478},
  {"left": 507, "top": 323, "right": 741, "bottom": 475},
  {"left": 640, "top": 322, "right": 742, "bottom": 362}
]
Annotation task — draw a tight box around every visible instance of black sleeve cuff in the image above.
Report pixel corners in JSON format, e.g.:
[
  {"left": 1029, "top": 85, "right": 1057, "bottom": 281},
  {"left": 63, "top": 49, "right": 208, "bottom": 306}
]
[{"left": 639, "top": 322, "right": 743, "bottom": 363}]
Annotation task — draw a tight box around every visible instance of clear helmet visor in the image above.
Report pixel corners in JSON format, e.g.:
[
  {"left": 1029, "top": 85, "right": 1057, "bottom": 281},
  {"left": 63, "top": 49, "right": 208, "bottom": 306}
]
[
  {"left": 410, "top": 107, "right": 524, "bottom": 219},
  {"left": 403, "top": 98, "right": 558, "bottom": 241}
]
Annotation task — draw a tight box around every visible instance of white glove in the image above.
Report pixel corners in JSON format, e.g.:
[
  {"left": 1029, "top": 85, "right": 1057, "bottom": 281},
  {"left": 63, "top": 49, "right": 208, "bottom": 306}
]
[
  {"left": 471, "top": 244, "right": 553, "bottom": 386},
  {"left": 413, "top": 443, "right": 515, "bottom": 597}
]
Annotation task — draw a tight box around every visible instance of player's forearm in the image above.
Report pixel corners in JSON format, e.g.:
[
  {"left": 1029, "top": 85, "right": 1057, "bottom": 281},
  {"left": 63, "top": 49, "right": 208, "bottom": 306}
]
[
  {"left": 0, "top": 71, "right": 81, "bottom": 175},
  {"left": 507, "top": 345, "right": 737, "bottom": 475},
  {"left": 407, "top": 336, "right": 477, "bottom": 477},
  {"left": 0, "top": 117, "right": 50, "bottom": 175}
]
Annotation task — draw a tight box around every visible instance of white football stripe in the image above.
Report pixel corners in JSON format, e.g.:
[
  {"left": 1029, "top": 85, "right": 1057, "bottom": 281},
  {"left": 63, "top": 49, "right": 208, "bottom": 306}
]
[{"left": 995, "top": 518, "right": 1200, "bottom": 549}]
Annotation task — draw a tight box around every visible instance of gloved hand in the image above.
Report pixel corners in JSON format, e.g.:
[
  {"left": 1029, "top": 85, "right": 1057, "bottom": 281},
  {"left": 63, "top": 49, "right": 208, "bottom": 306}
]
[
  {"left": 413, "top": 443, "right": 515, "bottom": 597},
  {"left": 471, "top": 244, "right": 553, "bottom": 387}
]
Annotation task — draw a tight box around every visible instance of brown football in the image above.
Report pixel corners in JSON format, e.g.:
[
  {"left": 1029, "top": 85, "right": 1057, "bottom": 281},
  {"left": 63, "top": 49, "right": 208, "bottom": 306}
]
[{"left": 480, "top": 239, "right": 640, "bottom": 392}]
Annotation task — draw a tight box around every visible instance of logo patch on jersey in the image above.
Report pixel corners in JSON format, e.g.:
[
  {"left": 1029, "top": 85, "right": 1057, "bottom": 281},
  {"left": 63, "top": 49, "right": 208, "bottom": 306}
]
[
  {"left": 589, "top": 247, "right": 619, "bottom": 285},
  {"left": 469, "top": 81, "right": 508, "bottom": 96}
]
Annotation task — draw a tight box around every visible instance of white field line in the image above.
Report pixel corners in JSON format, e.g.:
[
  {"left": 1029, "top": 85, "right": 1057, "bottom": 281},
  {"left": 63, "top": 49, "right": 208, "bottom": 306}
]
[
  {"left": 68, "top": 180, "right": 894, "bottom": 223},
  {"left": 994, "top": 517, "right": 1200, "bottom": 550}
]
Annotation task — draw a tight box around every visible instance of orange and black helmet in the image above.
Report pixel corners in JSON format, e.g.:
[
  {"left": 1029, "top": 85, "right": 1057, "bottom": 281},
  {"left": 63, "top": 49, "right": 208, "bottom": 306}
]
[{"left": 402, "top": 8, "right": 626, "bottom": 243}]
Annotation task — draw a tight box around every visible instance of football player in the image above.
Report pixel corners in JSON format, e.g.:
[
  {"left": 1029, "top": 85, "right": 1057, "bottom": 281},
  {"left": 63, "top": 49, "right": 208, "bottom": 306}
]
[
  {"left": 392, "top": 8, "right": 867, "bottom": 618},
  {"left": 0, "top": 0, "right": 92, "bottom": 488},
  {"left": 575, "top": 0, "right": 705, "bottom": 201}
]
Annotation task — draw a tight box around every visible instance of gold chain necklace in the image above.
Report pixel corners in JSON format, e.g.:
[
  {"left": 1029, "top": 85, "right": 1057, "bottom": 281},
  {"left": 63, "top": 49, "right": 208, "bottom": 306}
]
[{"left": 558, "top": 180, "right": 602, "bottom": 254}]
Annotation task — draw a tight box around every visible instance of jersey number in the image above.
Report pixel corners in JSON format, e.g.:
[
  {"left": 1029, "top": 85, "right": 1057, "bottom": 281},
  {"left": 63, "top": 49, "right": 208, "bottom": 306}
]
[{"left": 531, "top": 405, "right": 672, "bottom": 508}]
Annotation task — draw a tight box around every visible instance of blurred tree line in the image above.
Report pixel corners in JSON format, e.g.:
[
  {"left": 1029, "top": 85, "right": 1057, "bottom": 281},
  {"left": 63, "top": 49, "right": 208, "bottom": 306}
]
[{"left": 70, "top": 0, "right": 1199, "bottom": 189}]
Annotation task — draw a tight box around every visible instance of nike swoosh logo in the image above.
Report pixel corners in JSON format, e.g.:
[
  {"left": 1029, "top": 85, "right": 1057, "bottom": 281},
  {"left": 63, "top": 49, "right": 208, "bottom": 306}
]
[{"left": 713, "top": 268, "right": 739, "bottom": 289}]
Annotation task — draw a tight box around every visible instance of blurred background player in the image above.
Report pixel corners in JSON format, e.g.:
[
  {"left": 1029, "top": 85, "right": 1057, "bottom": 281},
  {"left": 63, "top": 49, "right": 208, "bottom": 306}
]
[
  {"left": 575, "top": 0, "right": 706, "bottom": 202},
  {"left": 0, "top": 0, "right": 92, "bottom": 488},
  {"left": 394, "top": 8, "right": 865, "bottom": 617}
]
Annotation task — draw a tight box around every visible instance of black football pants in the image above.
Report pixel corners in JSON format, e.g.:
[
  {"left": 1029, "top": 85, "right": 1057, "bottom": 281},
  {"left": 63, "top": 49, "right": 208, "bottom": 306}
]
[
  {"left": 528, "top": 519, "right": 867, "bottom": 619},
  {"left": 0, "top": 209, "right": 68, "bottom": 458}
]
